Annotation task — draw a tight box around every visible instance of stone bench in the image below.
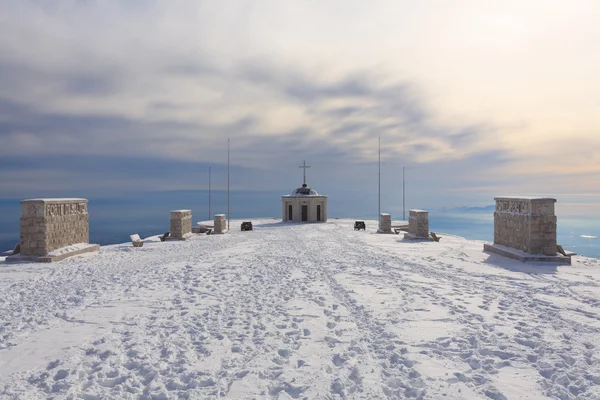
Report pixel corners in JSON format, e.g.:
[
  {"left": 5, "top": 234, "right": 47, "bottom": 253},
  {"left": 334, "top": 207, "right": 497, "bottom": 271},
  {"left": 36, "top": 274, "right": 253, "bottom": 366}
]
[
  {"left": 193, "top": 223, "right": 213, "bottom": 234},
  {"left": 392, "top": 225, "right": 409, "bottom": 234},
  {"left": 130, "top": 234, "right": 144, "bottom": 247},
  {"left": 429, "top": 232, "right": 442, "bottom": 242}
]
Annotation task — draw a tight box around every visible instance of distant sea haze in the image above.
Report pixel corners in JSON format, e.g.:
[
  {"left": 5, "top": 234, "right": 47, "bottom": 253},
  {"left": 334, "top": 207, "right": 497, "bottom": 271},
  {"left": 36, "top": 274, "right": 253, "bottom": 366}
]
[{"left": 0, "top": 192, "right": 598, "bottom": 258}]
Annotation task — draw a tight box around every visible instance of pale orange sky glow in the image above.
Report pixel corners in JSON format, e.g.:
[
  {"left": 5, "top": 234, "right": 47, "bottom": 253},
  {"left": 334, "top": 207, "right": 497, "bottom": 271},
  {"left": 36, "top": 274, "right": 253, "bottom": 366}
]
[{"left": 0, "top": 0, "right": 598, "bottom": 209}]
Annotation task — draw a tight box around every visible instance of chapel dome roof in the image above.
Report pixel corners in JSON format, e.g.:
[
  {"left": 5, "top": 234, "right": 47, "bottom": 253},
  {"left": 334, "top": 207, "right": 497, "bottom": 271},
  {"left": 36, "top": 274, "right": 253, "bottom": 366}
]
[{"left": 290, "top": 183, "right": 319, "bottom": 196}]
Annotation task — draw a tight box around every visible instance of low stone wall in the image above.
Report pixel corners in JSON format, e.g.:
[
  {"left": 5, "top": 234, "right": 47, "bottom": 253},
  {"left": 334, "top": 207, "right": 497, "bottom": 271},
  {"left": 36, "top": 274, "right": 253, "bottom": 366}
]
[
  {"left": 408, "top": 210, "right": 429, "bottom": 238},
  {"left": 493, "top": 197, "right": 557, "bottom": 255},
  {"left": 379, "top": 213, "right": 392, "bottom": 233},
  {"left": 20, "top": 198, "right": 90, "bottom": 256},
  {"left": 170, "top": 210, "right": 192, "bottom": 240},
  {"left": 214, "top": 214, "right": 227, "bottom": 234}
]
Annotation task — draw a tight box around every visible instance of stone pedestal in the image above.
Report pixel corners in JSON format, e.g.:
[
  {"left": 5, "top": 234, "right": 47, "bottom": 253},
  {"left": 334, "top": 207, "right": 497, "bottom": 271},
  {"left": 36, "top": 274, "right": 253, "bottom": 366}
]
[
  {"left": 378, "top": 213, "right": 392, "bottom": 233},
  {"left": 483, "top": 197, "right": 570, "bottom": 264},
  {"left": 169, "top": 210, "right": 192, "bottom": 240},
  {"left": 7, "top": 198, "right": 99, "bottom": 263},
  {"left": 410, "top": 210, "right": 429, "bottom": 237},
  {"left": 404, "top": 209, "right": 434, "bottom": 241},
  {"left": 214, "top": 214, "right": 227, "bottom": 234}
]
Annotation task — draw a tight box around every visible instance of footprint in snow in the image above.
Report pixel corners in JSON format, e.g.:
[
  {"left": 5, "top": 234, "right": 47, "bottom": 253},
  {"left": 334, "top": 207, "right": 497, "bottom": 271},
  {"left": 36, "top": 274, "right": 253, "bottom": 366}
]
[{"left": 278, "top": 349, "right": 290, "bottom": 358}]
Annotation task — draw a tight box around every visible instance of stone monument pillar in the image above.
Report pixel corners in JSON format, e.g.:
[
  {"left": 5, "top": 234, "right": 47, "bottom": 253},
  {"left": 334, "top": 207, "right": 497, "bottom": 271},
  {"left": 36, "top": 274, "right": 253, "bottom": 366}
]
[
  {"left": 484, "top": 197, "right": 570, "bottom": 263},
  {"left": 404, "top": 209, "right": 433, "bottom": 240},
  {"left": 169, "top": 210, "right": 192, "bottom": 240},
  {"left": 214, "top": 214, "right": 227, "bottom": 234},
  {"left": 378, "top": 213, "right": 392, "bottom": 233},
  {"left": 7, "top": 198, "right": 100, "bottom": 263}
]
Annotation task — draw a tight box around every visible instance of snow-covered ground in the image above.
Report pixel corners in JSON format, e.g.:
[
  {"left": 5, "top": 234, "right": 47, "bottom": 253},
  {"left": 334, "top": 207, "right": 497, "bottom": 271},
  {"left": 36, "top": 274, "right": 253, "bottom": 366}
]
[{"left": 1, "top": 219, "right": 599, "bottom": 399}]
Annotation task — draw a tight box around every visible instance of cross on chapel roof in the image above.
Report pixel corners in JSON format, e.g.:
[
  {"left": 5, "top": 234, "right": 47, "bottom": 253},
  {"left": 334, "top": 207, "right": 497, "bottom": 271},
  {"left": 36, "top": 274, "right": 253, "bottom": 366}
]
[{"left": 299, "top": 160, "right": 311, "bottom": 186}]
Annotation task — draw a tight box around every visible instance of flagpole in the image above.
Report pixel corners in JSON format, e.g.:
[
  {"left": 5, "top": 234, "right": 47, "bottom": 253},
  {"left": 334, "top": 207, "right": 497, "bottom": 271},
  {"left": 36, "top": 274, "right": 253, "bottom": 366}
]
[
  {"left": 403, "top": 166, "right": 405, "bottom": 221},
  {"left": 378, "top": 137, "right": 381, "bottom": 219},
  {"left": 208, "top": 166, "right": 211, "bottom": 220},
  {"left": 227, "top": 138, "right": 230, "bottom": 231}
]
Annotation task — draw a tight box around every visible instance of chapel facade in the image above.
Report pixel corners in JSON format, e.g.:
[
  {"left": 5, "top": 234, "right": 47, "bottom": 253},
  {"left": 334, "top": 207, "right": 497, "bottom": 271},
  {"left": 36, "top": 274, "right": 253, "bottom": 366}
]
[{"left": 281, "top": 161, "right": 328, "bottom": 222}]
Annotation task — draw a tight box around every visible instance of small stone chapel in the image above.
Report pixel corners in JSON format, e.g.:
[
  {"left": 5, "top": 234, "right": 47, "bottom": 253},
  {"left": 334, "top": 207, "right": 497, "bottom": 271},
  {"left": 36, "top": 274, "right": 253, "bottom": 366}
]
[{"left": 282, "top": 161, "right": 328, "bottom": 222}]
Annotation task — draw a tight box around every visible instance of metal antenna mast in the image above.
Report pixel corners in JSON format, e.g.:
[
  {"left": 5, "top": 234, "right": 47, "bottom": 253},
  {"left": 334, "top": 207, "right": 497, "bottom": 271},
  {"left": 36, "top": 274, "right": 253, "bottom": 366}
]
[
  {"left": 403, "top": 166, "right": 406, "bottom": 221},
  {"left": 378, "top": 137, "right": 381, "bottom": 218},
  {"left": 227, "top": 138, "right": 230, "bottom": 231}
]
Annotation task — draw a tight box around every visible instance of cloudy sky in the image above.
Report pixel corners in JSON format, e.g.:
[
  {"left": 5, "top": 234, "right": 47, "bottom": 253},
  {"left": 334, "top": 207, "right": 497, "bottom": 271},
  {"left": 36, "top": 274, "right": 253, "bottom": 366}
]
[{"left": 1, "top": 0, "right": 599, "bottom": 212}]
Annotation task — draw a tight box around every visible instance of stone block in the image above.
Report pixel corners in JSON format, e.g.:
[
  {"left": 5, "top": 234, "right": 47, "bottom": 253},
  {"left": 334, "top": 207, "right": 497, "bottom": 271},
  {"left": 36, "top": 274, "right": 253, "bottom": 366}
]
[
  {"left": 379, "top": 213, "right": 392, "bottom": 233},
  {"left": 170, "top": 210, "right": 192, "bottom": 240},
  {"left": 11, "top": 198, "right": 97, "bottom": 262},
  {"left": 408, "top": 209, "right": 429, "bottom": 238},
  {"left": 487, "top": 197, "right": 559, "bottom": 258},
  {"left": 214, "top": 214, "right": 227, "bottom": 234}
]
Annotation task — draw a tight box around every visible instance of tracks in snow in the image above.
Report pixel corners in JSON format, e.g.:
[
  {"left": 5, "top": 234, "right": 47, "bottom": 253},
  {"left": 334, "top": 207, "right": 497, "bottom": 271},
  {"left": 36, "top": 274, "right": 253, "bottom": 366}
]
[{"left": 0, "top": 220, "right": 599, "bottom": 399}]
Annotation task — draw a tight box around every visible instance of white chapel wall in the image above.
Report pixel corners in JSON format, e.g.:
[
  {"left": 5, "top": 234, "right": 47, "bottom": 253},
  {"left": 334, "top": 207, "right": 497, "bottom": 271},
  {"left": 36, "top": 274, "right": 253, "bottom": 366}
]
[{"left": 282, "top": 197, "right": 327, "bottom": 222}]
